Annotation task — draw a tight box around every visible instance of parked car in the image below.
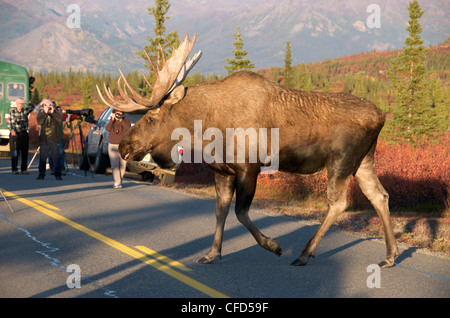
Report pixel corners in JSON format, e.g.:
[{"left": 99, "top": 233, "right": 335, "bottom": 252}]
[{"left": 81, "top": 107, "right": 176, "bottom": 184}]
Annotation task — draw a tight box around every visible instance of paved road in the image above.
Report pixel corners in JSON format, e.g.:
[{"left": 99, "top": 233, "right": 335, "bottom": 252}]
[{"left": 0, "top": 157, "right": 449, "bottom": 302}]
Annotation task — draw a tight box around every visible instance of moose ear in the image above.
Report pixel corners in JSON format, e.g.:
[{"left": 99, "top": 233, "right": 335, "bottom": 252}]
[{"left": 165, "top": 85, "right": 186, "bottom": 106}]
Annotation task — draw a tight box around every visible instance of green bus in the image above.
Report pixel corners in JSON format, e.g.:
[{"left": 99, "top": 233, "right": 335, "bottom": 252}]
[{"left": 0, "top": 61, "right": 30, "bottom": 153}]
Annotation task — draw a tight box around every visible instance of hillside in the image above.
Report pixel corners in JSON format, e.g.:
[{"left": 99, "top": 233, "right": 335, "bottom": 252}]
[
  {"left": 1, "top": 0, "right": 449, "bottom": 74},
  {"left": 259, "top": 41, "right": 450, "bottom": 85}
]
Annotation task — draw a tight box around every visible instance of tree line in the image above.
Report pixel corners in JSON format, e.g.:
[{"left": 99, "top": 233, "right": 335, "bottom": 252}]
[{"left": 31, "top": 0, "right": 448, "bottom": 145}]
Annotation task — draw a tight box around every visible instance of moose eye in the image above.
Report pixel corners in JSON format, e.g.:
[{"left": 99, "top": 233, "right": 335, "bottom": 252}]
[{"left": 146, "top": 117, "right": 156, "bottom": 124}]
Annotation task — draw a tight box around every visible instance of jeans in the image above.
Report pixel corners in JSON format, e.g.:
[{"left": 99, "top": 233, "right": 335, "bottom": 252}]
[
  {"left": 10, "top": 131, "right": 29, "bottom": 172},
  {"left": 39, "top": 139, "right": 61, "bottom": 177},
  {"left": 48, "top": 140, "right": 66, "bottom": 172},
  {"left": 108, "top": 143, "right": 126, "bottom": 185}
]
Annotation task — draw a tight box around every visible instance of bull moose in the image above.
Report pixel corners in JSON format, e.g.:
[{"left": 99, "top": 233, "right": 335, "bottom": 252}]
[{"left": 97, "top": 34, "right": 399, "bottom": 267}]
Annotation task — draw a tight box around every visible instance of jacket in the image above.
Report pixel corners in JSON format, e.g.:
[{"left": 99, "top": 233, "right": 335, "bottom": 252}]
[
  {"left": 37, "top": 109, "right": 63, "bottom": 145},
  {"left": 105, "top": 116, "right": 131, "bottom": 144}
]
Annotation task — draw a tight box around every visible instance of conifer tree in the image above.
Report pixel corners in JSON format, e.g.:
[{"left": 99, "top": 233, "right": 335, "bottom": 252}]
[
  {"left": 387, "top": 0, "right": 430, "bottom": 143},
  {"left": 30, "top": 87, "right": 40, "bottom": 105},
  {"left": 224, "top": 26, "right": 254, "bottom": 74},
  {"left": 343, "top": 74, "right": 355, "bottom": 94},
  {"left": 136, "top": 0, "right": 179, "bottom": 95},
  {"left": 283, "top": 42, "right": 295, "bottom": 88},
  {"left": 297, "top": 63, "right": 314, "bottom": 91},
  {"left": 80, "top": 72, "right": 93, "bottom": 106}
]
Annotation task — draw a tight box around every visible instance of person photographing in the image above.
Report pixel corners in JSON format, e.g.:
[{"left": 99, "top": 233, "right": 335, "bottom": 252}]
[
  {"left": 36, "top": 99, "right": 63, "bottom": 180},
  {"left": 105, "top": 109, "right": 131, "bottom": 189},
  {"left": 8, "top": 98, "right": 35, "bottom": 174}
]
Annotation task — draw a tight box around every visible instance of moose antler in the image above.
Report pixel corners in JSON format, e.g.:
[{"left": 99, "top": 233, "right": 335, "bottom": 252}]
[{"left": 96, "top": 33, "right": 201, "bottom": 112}]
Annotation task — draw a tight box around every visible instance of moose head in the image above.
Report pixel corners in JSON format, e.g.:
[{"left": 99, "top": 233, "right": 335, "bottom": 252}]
[{"left": 96, "top": 34, "right": 202, "bottom": 169}]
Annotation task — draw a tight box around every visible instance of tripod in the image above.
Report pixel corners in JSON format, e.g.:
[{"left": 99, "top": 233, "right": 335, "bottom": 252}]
[
  {"left": 64, "top": 118, "right": 93, "bottom": 177},
  {"left": 0, "top": 189, "right": 13, "bottom": 212}
]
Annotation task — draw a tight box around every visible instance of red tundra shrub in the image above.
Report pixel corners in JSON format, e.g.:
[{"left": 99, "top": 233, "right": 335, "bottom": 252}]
[
  {"left": 256, "top": 134, "right": 449, "bottom": 211},
  {"left": 349, "top": 135, "right": 449, "bottom": 210}
]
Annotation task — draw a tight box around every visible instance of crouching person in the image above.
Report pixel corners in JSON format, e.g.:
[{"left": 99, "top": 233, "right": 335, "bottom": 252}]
[{"left": 37, "top": 100, "right": 63, "bottom": 180}]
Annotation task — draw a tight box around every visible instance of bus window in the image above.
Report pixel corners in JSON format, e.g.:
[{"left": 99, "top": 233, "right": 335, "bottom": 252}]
[
  {"left": 7, "top": 83, "right": 25, "bottom": 100},
  {"left": 0, "top": 83, "right": 3, "bottom": 99}
]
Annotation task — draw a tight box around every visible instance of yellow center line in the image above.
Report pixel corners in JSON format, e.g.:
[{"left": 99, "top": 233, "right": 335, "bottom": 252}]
[
  {"left": 2, "top": 189, "right": 229, "bottom": 298},
  {"left": 135, "top": 245, "right": 193, "bottom": 272},
  {"left": 32, "top": 200, "right": 60, "bottom": 211}
]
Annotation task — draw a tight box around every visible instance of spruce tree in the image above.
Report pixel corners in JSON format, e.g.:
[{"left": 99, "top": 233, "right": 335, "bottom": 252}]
[
  {"left": 136, "top": 0, "right": 180, "bottom": 95},
  {"left": 283, "top": 42, "right": 295, "bottom": 88},
  {"left": 224, "top": 26, "right": 254, "bottom": 74},
  {"left": 387, "top": 0, "right": 430, "bottom": 143},
  {"left": 30, "top": 87, "right": 40, "bottom": 105},
  {"left": 80, "top": 72, "right": 93, "bottom": 106},
  {"left": 297, "top": 63, "right": 314, "bottom": 91}
]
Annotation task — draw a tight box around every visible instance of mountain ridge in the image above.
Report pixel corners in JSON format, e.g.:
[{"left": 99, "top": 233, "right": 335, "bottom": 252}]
[{"left": 0, "top": 0, "right": 448, "bottom": 74}]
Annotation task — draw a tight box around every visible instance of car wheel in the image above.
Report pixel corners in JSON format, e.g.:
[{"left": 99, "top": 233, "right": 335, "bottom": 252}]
[
  {"left": 141, "top": 172, "right": 155, "bottom": 182},
  {"left": 94, "top": 139, "right": 109, "bottom": 174}
]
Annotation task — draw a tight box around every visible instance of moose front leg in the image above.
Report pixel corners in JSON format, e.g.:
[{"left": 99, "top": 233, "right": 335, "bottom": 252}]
[
  {"left": 197, "top": 173, "right": 236, "bottom": 264},
  {"left": 234, "top": 168, "right": 282, "bottom": 257}
]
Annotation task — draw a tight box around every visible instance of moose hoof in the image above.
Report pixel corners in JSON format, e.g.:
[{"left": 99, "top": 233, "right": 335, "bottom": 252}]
[
  {"left": 264, "top": 238, "right": 282, "bottom": 256},
  {"left": 196, "top": 253, "right": 220, "bottom": 264},
  {"left": 378, "top": 258, "right": 397, "bottom": 268},
  {"left": 378, "top": 251, "right": 400, "bottom": 268},
  {"left": 378, "top": 260, "right": 393, "bottom": 268},
  {"left": 290, "top": 253, "right": 313, "bottom": 266},
  {"left": 274, "top": 246, "right": 282, "bottom": 256},
  {"left": 197, "top": 257, "right": 214, "bottom": 264}
]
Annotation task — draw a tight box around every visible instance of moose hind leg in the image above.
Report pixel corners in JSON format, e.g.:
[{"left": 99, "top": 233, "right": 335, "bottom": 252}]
[
  {"left": 292, "top": 175, "right": 351, "bottom": 266},
  {"left": 197, "top": 173, "right": 235, "bottom": 264},
  {"left": 354, "top": 154, "right": 399, "bottom": 268}
]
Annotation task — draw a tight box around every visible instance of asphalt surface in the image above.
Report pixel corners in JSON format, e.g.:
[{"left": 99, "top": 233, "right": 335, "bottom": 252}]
[{"left": 0, "top": 157, "right": 449, "bottom": 302}]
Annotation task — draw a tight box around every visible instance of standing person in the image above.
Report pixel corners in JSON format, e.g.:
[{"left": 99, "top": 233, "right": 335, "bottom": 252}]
[
  {"left": 105, "top": 109, "right": 131, "bottom": 189},
  {"left": 8, "top": 98, "right": 35, "bottom": 174},
  {"left": 36, "top": 99, "right": 63, "bottom": 180},
  {"left": 48, "top": 103, "right": 67, "bottom": 176}
]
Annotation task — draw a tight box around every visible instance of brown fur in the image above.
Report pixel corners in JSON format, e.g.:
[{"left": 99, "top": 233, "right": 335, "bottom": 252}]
[{"left": 119, "top": 71, "right": 399, "bottom": 267}]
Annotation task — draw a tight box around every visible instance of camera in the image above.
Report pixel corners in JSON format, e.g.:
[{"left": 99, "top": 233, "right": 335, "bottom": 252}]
[
  {"left": 63, "top": 108, "right": 94, "bottom": 117},
  {"left": 62, "top": 108, "right": 96, "bottom": 123},
  {"left": 115, "top": 113, "right": 122, "bottom": 119}
]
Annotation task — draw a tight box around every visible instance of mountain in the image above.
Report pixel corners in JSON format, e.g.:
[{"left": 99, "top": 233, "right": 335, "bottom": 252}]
[{"left": 0, "top": 0, "right": 448, "bottom": 74}]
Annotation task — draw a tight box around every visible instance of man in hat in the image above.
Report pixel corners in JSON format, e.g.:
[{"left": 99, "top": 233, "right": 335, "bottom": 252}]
[
  {"left": 36, "top": 99, "right": 63, "bottom": 180},
  {"left": 8, "top": 98, "right": 35, "bottom": 174}
]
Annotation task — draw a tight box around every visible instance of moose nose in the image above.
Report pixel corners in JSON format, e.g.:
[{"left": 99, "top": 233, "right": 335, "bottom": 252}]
[{"left": 118, "top": 142, "right": 130, "bottom": 160}]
